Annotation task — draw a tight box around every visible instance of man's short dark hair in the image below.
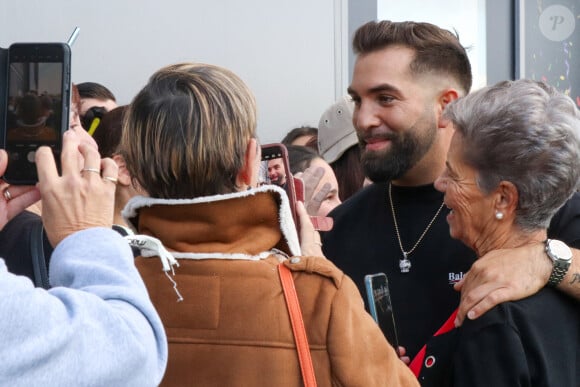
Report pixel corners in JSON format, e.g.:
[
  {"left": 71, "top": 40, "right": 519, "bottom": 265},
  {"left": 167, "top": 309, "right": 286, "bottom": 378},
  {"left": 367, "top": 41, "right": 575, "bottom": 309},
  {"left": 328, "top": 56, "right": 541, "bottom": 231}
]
[{"left": 353, "top": 20, "right": 472, "bottom": 95}]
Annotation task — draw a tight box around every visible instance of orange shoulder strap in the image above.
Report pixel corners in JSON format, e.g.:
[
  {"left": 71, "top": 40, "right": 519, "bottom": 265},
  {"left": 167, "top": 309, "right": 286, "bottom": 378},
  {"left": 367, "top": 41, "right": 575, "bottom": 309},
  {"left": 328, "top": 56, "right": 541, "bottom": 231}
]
[{"left": 278, "top": 262, "right": 317, "bottom": 387}]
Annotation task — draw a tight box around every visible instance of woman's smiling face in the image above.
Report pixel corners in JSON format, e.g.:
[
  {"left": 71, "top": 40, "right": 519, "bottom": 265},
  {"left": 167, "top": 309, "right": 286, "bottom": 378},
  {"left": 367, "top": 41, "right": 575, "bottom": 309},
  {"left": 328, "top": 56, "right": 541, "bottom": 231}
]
[{"left": 434, "top": 131, "right": 497, "bottom": 250}]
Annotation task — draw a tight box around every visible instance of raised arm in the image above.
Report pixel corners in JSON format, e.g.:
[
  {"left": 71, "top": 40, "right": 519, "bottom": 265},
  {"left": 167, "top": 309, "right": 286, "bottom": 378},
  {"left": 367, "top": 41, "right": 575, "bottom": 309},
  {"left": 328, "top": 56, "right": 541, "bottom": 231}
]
[
  {"left": 0, "top": 130, "right": 167, "bottom": 385},
  {"left": 0, "top": 228, "right": 167, "bottom": 386},
  {"left": 455, "top": 242, "right": 580, "bottom": 326}
]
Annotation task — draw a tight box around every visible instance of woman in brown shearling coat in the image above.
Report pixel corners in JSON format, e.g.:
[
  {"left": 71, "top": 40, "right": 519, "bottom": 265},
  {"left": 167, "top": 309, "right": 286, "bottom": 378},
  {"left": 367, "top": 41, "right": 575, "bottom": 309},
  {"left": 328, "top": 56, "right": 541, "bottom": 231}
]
[{"left": 118, "top": 62, "right": 418, "bottom": 387}]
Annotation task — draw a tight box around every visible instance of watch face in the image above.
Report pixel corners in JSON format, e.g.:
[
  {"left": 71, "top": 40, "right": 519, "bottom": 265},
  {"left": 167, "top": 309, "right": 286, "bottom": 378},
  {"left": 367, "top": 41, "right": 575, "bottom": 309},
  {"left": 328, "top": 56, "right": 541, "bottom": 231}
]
[{"left": 548, "top": 239, "right": 573, "bottom": 261}]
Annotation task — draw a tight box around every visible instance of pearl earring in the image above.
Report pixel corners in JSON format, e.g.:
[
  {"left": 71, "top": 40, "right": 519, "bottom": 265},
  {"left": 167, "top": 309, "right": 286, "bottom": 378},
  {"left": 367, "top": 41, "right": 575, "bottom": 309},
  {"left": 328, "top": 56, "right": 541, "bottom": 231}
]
[{"left": 495, "top": 211, "right": 504, "bottom": 220}]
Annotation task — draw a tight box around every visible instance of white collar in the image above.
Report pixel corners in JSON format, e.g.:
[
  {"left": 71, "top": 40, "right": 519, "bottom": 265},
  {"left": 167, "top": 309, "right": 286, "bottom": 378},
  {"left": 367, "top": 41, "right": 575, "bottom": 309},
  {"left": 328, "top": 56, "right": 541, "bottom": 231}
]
[{"left": 122, "top": 184, "right": 301, "bottom": 258}]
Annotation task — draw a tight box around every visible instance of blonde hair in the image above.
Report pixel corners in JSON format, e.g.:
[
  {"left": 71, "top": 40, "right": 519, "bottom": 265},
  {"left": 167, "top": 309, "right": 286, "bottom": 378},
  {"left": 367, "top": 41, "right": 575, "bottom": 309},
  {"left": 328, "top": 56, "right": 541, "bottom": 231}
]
[{"left": 120, "top": 63, "right": 257, "bottom": 198}]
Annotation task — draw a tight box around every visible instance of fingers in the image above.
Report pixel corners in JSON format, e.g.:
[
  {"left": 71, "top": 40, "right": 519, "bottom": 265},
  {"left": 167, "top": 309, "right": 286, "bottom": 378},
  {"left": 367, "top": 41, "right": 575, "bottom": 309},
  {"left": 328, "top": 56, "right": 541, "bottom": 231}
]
[
  {"left": 69, "top": 123, "right": 99, "bottom": 150},
  {"left": 310, "top": 215, "right": 333, "bottom": 232},
  {"left": 37, "top": 129, "right": 117, "bottom": 247},
  {"left": 37, "top": 129, "right": 97, "bottom": 182},
  {"left": 456, "top": 286, "right": 509, "bottom": 326},
  {"left": 397, "top": 346, "right": 410, "bottom": 364},
  {"left": 0, "top": 182, "right": 41, "bottom": 230},
  {"left": 302, "top": 166, "right": 324, "bottom": 201},
  {"left": 100, "top": 157, "right": 119, "bottom": 186},
  {"left": 4, "top": 187, "right": 41, "bottom": 220},
  {"left": 35, "top": 145, "right": 60, "bottom": 185},
  {"left": 306, "top": 182, "right": 331, "bottom": 216},
  {"left": 297, "top": 201, "right": 324, "bottom": 257},
  {"left": 79, "top": 142, "right": 103, "bottom": 177},
  {"left": 0, "top": 150, "right": 7, "bottom": 177},
  {"left": 296, "top": 201, "right": 314, "bottom": 236}
]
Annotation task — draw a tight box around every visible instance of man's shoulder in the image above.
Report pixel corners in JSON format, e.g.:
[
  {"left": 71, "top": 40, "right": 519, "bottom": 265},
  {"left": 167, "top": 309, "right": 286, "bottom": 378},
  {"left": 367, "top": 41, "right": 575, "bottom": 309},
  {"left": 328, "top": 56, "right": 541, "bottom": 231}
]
[
  {"left": 329, "top": 182, "right": 386, "bottom": 219},
  {"left": 462, "top": 287, "right": 579, "bottom": 335}
]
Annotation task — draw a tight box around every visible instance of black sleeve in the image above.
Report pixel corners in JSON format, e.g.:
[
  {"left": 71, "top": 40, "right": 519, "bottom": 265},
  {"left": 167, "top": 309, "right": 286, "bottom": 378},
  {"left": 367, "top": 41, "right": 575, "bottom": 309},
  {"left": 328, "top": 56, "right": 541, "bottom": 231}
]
[
  {"left": 452, "top": 322, "right": 531, "bottom": 387},
  {"left": 548, "top": 192, "right": 580, "bottom": 248}
]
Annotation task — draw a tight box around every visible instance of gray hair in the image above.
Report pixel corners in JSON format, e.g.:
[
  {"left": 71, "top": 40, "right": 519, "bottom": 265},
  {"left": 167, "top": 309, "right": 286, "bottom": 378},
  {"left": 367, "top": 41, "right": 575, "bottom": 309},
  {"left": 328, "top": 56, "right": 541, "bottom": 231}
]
[{"left": 444, "top": 79, "right": 580, "bottom": 230}]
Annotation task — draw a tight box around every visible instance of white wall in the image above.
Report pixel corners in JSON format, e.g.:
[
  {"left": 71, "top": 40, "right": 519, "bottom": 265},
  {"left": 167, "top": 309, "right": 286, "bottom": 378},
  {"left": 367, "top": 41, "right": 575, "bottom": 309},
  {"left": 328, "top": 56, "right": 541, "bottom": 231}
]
[
  {"left": 378, "top": 0, "right": 488, "bottom": 90},
  {"left": 1, "top": 0, "right": 346, "bottom": 143}
]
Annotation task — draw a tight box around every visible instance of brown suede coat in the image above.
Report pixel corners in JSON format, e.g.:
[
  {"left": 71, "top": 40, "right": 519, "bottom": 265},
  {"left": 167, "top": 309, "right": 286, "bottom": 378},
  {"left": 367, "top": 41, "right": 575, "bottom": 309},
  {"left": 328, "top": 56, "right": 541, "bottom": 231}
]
[{"left": 125, "top": 187, "right": 418, "bottom": 387}]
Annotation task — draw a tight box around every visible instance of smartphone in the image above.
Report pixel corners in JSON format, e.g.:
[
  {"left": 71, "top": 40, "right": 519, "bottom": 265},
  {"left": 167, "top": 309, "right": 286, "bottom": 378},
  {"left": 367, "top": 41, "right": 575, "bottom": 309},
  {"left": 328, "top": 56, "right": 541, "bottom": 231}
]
[
  {"left": 260, "top": 143, "right": 301, "bottom": 230},
  {"left": 364, "top": 273, "right": 400, "bottom": 353},
  {"left": 0, "top": 47, "right": 8, "bottom": 149},
  {"left": 2, "top": 42, "right": 71, "bottom": 184}
]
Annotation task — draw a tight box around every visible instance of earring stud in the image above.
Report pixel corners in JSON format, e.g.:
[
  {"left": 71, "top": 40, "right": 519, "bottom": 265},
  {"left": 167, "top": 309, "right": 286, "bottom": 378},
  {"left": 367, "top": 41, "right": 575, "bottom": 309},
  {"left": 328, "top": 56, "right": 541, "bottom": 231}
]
[{"left": 495, "top": 211, "right": 504, "bottom": 220}]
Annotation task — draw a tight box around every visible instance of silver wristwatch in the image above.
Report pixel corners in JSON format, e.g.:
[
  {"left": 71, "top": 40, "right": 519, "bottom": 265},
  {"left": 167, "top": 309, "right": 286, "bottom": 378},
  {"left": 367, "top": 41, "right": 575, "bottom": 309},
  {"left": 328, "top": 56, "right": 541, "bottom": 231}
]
[{"left": 545, "top": 239, "right": 573, "bottom": 287}]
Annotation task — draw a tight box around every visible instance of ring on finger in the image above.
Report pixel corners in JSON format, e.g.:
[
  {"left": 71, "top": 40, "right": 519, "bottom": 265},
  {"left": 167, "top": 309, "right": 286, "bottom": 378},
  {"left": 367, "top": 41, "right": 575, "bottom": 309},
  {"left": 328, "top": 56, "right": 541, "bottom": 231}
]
[
  {"left": 103, "top": 176, "right": 118, "bottom": 184},
  {"left": 82, "top": 167, "right": 101, "bottom": 175},
  {"left": 3, "top": 189, "right": 12, "bottom": 202}
]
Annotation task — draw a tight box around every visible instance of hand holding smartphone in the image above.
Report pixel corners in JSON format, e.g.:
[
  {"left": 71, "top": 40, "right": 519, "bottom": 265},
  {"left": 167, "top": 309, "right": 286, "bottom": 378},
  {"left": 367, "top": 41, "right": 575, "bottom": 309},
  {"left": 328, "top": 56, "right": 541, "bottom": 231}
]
[
  {"left": 364, "top": 273, "right": 400, "bottom": 354},
  {"left": 2, "top": 42, "right": 71, "bottom": 184},
  {"left": 260, "top": 143, "right": 301, "bottom": 231}
]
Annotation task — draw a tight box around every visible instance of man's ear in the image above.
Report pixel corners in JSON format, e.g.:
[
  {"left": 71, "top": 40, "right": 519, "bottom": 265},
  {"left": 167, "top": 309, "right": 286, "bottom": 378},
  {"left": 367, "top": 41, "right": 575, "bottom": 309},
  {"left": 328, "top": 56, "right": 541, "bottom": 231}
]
[
  {"left": 236, "top": 138, "right": 260, "bottom": 188},
  {"left": 112, "top": 154, "right": 132, "bottom": 187},
  {"left": 436, "top": 88, "right": 460, "bottom": 129}
]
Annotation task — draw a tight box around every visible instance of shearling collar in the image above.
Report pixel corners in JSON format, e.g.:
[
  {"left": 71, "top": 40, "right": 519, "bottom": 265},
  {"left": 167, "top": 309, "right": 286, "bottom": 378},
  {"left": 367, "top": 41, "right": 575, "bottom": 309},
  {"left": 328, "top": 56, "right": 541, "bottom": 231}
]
[{"left": 122, "top": 185, "right": 301, "bottom": 259}]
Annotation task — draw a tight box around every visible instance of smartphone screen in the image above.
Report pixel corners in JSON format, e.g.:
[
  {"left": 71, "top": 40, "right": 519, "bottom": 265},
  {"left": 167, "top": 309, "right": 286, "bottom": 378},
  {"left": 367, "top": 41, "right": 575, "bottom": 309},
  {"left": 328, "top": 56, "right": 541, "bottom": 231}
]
[
  {"left": 3, "top": 43, "right": 70, "bottom": 184},
  {"left": 364, "top": 273, "right": 400, "bottom": 353},
  {"left": 260, "top": 143, "right": 300, "bottom": 231}
]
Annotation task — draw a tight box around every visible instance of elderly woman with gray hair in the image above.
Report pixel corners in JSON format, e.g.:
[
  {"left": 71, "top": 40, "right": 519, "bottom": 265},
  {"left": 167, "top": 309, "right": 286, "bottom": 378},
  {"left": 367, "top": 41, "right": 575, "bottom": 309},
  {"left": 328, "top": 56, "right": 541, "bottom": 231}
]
[{"left": 410, "top": 79, "right": 580, "bottom": 386}]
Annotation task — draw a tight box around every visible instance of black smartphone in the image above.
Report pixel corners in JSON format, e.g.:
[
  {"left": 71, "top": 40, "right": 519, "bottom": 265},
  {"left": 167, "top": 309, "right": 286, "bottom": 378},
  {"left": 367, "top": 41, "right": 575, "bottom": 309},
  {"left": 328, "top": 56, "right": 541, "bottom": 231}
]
[
  {"left": 0, "top": 47, "right": 8, "bottom": 150},
  {"left": 364, "top": 273, "right": 400, "bottom": 353},
  {"left": 2, "top": 42, "right": 71, "bottom": 184},
  {"left": 260, "top": 143, "right": 302, "bottom": 231}
]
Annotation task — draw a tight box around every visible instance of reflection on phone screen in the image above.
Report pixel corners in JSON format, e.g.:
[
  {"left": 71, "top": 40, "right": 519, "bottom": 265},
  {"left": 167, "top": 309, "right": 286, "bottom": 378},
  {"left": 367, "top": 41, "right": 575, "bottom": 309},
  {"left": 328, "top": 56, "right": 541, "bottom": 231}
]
[
  {"left": 7, "top": 62, "right": 62, "bottom": 143},
  {"left": 4, "top": 44, "right": 68, "bottom": 184},
  {"left": 260, "top": 157, "right": 288, "bottom": 189}
]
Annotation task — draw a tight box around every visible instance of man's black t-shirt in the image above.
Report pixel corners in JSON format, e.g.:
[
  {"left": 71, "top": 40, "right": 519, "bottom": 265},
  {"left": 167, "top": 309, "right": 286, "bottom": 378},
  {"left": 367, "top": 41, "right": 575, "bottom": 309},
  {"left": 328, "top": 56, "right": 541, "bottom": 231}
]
[{"left": 322, "top": 182, "right": 580, "bottom": 359}]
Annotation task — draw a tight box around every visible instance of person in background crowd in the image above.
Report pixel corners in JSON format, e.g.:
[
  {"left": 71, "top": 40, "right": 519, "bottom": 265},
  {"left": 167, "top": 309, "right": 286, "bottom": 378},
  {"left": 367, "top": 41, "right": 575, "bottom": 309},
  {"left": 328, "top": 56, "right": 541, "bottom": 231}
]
[
  {"left": 318, "top": 95, "right": 366, "bottom": 201},
  {"left": 76, "top": 81, "right": 118, "bottom": 116},
  {"left": 281, "top": 125, "right": 318, "bottom": 150},
  {"left": 77, "top": 81, "right": 118, "bottom": 134},
  {"left": 287, "top": 144, "right": 341, "bottom": 217}
]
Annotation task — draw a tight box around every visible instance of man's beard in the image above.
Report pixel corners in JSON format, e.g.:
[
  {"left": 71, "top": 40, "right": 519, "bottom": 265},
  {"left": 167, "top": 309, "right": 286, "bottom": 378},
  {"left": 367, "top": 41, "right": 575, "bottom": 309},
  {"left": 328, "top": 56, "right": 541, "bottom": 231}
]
[
  {"left": 360, "top": 126, "right": 436, "bottom": 183},
  {"left": 270, "top": 174, "right": 286, "bottom": 186}
]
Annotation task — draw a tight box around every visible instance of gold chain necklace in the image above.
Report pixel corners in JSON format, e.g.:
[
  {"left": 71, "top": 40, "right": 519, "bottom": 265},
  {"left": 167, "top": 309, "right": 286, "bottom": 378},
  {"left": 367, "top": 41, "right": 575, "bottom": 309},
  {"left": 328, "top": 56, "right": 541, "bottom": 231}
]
[{"left": 388, "top": 183, "right": 445, "bottom": 273}]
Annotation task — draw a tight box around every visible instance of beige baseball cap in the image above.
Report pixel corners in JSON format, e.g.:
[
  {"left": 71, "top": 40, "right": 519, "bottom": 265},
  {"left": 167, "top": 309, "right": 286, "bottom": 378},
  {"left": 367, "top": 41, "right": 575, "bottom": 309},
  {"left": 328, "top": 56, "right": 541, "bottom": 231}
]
[{"left": 318, "top": 95, "right": 359, "bottom": 164}]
